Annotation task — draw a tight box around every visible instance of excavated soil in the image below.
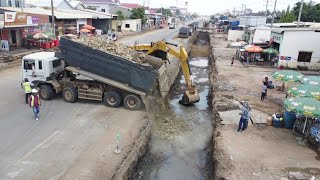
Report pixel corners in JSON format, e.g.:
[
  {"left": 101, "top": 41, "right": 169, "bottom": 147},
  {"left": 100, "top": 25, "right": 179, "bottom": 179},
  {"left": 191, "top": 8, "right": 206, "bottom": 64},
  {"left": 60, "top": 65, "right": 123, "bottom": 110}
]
[{"left": 130, "top": 31, "right": 215, "bottom": 180}]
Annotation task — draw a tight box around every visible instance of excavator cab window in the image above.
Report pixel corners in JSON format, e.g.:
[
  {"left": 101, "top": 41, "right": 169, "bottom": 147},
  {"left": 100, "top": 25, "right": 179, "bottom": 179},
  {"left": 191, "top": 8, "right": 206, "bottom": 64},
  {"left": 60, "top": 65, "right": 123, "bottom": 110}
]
[{"left": 149, "top": 50, "right": 167, "bottom": 60}]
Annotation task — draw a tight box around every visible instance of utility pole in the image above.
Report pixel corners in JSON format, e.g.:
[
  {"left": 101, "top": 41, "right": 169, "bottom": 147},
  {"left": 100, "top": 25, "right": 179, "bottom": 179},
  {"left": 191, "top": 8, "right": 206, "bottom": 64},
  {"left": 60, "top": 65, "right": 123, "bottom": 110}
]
[
  {"left": 271, "top": 0, "right": 277, "bottom": 28},
  {"left": 297, "top": 0, "right": 304, "bottom": 27},
  {"left": 265, "top": 0, "right": 269, "bottom": 17},
  {"left": 51, "top": 0, "right": 56, "bottom": 37},
  {"left": 20, "top": 0, "right": 24, "bottom": 12}
]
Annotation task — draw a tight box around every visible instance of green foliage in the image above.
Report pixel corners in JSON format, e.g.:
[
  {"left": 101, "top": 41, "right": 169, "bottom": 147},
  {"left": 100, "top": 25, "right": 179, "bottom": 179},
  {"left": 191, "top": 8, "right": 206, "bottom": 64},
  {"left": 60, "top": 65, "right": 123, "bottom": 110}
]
[
  {"left": 278, "top": 6, "right": 296, "bottom": 23},
  {"left": 130, "top": 7, "right": 147, "bottom": 24},
  {"left": 156, "top": 8, "right": 173, "bottom": 17},
  {"left": 116, "top": 10, "right": 125, "bottom": 20},
  {"left": 175, "top": 9, "right": 182, "bottom": 16},
  {"left": 292, "top": 1, "right": 320, "bottom": 22}
]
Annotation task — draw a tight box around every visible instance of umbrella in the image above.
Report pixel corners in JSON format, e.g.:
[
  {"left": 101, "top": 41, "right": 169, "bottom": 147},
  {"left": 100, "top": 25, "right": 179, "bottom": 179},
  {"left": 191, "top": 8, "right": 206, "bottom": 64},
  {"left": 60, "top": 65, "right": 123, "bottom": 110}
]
[
  {"left": 287, "top": 84, "right": 320, "bottom": 100},
  {"left": 301, "top": 76, "right": 320, "bottom": 86},
  {"left": 66, "top": 26, "right": 76, "bottom": 30},
  {"left": 284, "top": 97, "right": 320, "bottom": 117},
  {"left": 272, "top": 70, "right": 303, "bottom": 82},
  {"left": 80, "top": 29, "right": 91, "bottom": 33},
  {"left": 263, "top": 48, "right": 278, "bottom": 54},
  {"left": 82, "top": 25, "right": 95, "bottom": 30},
  {"left": 33, "top": 33, "right": 48, "bottom": 39},
  {"left": 245, "top": 45, "right": 263, "bottom": 53}
]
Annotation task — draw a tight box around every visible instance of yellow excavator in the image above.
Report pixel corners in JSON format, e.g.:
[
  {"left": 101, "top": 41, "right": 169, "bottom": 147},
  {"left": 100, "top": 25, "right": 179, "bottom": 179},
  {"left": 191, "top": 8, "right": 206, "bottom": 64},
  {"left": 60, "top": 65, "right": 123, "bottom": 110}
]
[{"left": 130, "top": 41, "right": 200, "bottom": 105}]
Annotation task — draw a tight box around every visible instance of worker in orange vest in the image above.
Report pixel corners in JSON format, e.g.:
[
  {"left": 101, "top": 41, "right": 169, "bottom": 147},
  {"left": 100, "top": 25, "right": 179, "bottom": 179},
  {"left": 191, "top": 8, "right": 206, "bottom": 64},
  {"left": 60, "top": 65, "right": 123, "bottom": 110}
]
[{"left": 29, "top": 89, "right": 41, "bottom": 121}]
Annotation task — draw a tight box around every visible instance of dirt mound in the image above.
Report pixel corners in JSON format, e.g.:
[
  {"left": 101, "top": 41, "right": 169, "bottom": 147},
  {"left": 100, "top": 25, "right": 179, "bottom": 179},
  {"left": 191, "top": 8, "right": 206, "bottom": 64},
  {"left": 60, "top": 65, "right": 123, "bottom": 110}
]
[{"left": 74, "top": 37, "right": 146, "bottom": 63}]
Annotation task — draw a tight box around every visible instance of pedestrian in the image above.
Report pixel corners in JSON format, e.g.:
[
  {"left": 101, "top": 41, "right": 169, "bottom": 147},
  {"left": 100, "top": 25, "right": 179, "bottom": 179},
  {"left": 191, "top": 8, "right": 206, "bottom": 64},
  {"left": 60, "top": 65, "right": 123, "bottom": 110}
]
[
  {"left": 237, "top": 101, "right": 250, "bottom": 132},
  {"left": 21, "top": 78, "right": 33, "bottom": 104},
  {"left": 29, "top": 89, "right": 41, "bottom": 121},
  {"left": 264, "top": 77, "right": 269, "bottom": 96},
  {"left": 231, "top": 57, "right": 234, "bottom": 66},
  {"left": 261, "top": 81, "right": 267, "bottom": 101}
]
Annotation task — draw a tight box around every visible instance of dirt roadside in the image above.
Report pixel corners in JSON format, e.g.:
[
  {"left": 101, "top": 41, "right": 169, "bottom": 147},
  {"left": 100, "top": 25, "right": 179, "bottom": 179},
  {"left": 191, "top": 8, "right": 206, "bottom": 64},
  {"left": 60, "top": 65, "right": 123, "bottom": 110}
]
[{"left": 210, "top": 33, "right": 320, "bottom": 179}]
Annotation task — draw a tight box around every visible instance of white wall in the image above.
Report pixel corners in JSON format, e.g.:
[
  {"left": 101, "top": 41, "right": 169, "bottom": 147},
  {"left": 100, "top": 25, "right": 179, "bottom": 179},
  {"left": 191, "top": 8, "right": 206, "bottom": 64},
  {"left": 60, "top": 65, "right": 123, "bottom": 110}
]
[
  {"left": 253, "top": 29, "right": 271, "bottom": 43},
  {"left": 227, "top": 30, "right": 245, "bottom": 42},
  {"left": 112, "top": 19, "right": 141, "bottom": 32},
  {"left": 240, "top": 16, "right": 266, "bottom": 27},
  {"left": 278, "top": 31, "right": 320, "bottom": 69}
]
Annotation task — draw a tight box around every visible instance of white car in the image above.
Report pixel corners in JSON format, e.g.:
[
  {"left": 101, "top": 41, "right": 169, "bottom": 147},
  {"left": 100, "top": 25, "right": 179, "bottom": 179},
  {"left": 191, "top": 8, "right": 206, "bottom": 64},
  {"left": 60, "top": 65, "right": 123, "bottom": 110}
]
[{"left": 169, "top": 23, "right": 176, "bottom": 29}]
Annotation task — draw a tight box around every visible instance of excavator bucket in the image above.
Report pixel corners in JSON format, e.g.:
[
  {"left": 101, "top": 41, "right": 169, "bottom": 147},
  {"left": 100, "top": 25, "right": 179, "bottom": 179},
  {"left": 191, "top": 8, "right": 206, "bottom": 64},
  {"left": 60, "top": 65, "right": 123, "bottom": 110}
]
[{"left": 179, "top": 90, "right": 200, "bottom": 105}]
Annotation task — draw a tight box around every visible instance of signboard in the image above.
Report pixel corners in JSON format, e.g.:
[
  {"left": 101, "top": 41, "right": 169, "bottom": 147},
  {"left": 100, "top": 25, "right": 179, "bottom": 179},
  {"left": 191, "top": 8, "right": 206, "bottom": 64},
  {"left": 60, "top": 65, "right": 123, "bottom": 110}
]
[
  {"left": 280, "top": 56, "right": 291, "bottom": 61},
  {"left": 27, "top": 16, "right": 39, "bottom": 25},
  {"left": 1, "top": 40, "right": 9, "bottom": 51},
  {"left": 4, "top": 12, "right": 27, "bottom": 26}
]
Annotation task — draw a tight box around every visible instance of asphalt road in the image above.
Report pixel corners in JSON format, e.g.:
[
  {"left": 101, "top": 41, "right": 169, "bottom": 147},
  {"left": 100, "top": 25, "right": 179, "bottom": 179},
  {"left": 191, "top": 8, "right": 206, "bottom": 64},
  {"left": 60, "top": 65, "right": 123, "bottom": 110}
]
[
  {"left": 0, "top": 24, "right": 194, "bottom": 179},
  {"left": 118, "top": 24, "right": 184, "bottom": 45}
]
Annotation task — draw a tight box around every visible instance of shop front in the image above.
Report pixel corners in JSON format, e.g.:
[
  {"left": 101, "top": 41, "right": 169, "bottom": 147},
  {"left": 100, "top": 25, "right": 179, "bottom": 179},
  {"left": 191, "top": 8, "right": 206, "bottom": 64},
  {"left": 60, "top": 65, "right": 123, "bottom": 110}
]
[{"left": 0, "top": 11, "right": 49, "bottom": 51}]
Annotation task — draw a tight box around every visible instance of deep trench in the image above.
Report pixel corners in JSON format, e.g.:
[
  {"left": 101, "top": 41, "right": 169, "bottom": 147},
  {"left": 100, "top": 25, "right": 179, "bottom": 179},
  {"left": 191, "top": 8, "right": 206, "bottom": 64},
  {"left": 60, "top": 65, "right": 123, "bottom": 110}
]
[{"left": 130, "top": 31, "right": 215, "bottom": 180}]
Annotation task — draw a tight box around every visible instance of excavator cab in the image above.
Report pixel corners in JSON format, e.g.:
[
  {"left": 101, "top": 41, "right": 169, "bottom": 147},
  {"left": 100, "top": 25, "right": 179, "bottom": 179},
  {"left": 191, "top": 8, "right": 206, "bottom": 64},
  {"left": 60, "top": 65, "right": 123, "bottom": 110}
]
[{"left": 130, "top": 41, "right": 200, "bottom": 105}]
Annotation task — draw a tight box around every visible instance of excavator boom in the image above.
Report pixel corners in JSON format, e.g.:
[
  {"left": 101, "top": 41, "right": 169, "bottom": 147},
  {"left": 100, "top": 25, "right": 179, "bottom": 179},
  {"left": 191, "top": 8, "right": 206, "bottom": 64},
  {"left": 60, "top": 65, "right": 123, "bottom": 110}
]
[{"left": 130, "top": 41, "right": 200, "bottom": 105}]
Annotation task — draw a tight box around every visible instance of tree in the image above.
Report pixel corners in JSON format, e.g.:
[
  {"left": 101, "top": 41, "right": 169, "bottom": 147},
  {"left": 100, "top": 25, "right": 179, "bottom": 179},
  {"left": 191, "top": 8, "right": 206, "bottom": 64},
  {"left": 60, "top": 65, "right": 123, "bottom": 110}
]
[
  {"left": 292, "top": 1, "right": 320, "bottom": 22},
  {"left": 116, "top": 10, "right": 125, "bottom": 20},
  {"left": 278, "top": 5, "right": 296, "bottom": 23},
  {"left": 175, "top": 9, "right": 182, "bottom": 17},
  {"left": 131, "top": 7, "right": 147, "bottom": 24},
  {"left": 156, "top": 8, "right": 173, "bottom": 17}
]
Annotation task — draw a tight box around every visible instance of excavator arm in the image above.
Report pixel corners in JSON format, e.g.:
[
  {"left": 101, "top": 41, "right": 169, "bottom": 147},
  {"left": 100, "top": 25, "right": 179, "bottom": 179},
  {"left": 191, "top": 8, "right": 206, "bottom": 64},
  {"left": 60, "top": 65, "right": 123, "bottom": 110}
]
[{"left": 131, "top": 41, "right": 200, "bottom": 105}]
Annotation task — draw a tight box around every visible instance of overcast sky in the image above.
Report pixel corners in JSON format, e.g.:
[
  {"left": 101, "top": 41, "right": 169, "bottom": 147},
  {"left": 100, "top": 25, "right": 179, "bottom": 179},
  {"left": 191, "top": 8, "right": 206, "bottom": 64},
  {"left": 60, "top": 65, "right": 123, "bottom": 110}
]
[{"left": 122, "top": 0, "right": 320, "bottom": 15}]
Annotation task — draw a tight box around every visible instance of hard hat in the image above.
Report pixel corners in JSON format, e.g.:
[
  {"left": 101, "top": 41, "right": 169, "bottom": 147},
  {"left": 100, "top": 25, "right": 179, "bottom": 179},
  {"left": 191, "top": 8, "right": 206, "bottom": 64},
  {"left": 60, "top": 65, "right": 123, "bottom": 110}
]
[{"left": 31, "top": 89, "right": 38, "bottom": 93}]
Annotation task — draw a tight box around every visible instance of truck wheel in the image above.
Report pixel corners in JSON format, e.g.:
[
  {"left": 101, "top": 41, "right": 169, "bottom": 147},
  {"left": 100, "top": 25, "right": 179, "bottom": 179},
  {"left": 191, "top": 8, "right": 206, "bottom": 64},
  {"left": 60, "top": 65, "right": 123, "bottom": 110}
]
[
  {"left": 103, "top": 91, "right": 122, "bottom": 108},
  {"left": 124, "top": 94, "right": 143, "bottom": 111},
  {"left": 63, "top": 87, "right": 78, "bottom": 103},
  {"left": 39, "top": 85, "right": 54, "bottom": 100}
]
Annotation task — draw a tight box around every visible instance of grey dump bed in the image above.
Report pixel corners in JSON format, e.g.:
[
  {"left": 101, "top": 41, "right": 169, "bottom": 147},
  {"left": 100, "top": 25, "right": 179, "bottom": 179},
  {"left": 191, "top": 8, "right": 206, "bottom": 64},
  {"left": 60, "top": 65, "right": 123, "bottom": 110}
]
[{"left": 58, "top": 37, "right": 157, "bottom": 94}]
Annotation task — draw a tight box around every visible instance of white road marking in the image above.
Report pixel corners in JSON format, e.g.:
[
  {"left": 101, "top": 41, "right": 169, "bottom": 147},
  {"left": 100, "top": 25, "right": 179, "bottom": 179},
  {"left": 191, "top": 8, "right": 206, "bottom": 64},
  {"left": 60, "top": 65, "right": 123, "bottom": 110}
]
[{"left": 14, "top": 130, "right": 60, "bottom": 166}]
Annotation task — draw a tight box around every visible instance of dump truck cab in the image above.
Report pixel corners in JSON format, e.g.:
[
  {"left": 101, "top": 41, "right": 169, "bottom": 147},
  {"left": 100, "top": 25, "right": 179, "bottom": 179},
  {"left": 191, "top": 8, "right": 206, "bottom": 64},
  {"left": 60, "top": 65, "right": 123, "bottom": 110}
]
[{"left": 22, "top": 52, "right": 64, "bottom": 84}]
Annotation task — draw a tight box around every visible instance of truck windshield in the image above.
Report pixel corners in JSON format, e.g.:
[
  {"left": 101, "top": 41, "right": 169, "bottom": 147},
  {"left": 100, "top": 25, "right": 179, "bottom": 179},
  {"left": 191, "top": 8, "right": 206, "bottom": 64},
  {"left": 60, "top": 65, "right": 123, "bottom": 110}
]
[
  {"left": 52, "top": 59, "right": 61, "bottom": 68},
  {"left": 24, "top": 60, "right": 35, "bottom": 70}
]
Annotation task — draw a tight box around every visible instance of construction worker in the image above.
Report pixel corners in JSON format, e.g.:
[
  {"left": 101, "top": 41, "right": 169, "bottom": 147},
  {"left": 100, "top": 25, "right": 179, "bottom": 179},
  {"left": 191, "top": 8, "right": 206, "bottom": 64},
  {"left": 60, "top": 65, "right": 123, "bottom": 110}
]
[
  {"left": 29, "top": 89, "right": 41, "bottom": 121},
  {"left": 21, "top": 78, "right": 33, "bottom": 104},
  {"left": 237, "top": 101, "right": 250, "bottom": 132}
]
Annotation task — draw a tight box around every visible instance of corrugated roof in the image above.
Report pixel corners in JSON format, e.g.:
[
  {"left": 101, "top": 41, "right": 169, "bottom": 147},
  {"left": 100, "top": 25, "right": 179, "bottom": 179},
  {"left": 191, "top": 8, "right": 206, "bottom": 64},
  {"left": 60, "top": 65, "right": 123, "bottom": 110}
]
[
  {"left": 0, "top": 7, "right": 92, "bottom": 19},
  {"left": 255, "top": 26, "right": 313, "bottom": 33}
]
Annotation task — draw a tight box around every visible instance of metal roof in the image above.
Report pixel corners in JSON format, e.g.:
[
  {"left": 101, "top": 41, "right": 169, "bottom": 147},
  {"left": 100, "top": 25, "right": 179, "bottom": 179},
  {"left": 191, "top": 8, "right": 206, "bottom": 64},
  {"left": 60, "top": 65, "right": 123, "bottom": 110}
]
[
  {"left": 255, "top": 26, "right": 314, "bottom": 33},
  {"left": 0, "top": 7, "right": 92, "bottom": 19}
]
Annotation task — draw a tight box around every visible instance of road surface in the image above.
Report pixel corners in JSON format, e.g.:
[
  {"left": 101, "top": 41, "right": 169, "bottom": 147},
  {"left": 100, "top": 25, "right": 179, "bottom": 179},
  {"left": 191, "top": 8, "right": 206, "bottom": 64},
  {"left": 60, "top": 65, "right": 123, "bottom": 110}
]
[
  {"left": 118, "top": 23, "right": 185, "bottom": 45},
  {"left": 0, "top": 25, "right": 193, "bottom": 179}
]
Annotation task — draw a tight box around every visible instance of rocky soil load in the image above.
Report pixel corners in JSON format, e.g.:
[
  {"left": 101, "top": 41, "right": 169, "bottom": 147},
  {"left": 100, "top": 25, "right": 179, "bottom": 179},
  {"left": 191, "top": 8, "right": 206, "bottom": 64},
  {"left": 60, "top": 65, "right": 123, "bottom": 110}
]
[{"left": 74, "top": 37, "right": 146, "bottom": 63}]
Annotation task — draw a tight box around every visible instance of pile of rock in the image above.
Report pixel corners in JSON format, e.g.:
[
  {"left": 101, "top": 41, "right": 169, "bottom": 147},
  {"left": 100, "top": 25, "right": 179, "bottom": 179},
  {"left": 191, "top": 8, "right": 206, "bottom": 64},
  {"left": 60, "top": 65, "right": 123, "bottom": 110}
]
[{"left": 74, "top": 37, "right": 146, "bottom": 63}]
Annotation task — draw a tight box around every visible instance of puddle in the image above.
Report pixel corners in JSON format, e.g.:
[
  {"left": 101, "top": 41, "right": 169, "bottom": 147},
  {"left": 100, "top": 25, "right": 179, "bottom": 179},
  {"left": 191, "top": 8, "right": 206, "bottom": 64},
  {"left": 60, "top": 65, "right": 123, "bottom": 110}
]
[{"left": 133, "top": 56, "right": 213, "bottom": 180}]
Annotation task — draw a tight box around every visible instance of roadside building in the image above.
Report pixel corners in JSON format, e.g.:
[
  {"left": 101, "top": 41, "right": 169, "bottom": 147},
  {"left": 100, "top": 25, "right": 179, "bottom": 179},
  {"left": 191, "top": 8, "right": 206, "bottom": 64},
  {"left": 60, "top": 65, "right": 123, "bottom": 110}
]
[
  {"left": 240, "top": 16, "right": 266, "bottom": 27},
  {"left": 80, "top": 0, "right": 132, "bottom": 18},
  {"left": 0, "top": 9, "right": 49, "bottom": 50},
  {"left": 111, "top": 19, "right": 141, "bottom": 32}
]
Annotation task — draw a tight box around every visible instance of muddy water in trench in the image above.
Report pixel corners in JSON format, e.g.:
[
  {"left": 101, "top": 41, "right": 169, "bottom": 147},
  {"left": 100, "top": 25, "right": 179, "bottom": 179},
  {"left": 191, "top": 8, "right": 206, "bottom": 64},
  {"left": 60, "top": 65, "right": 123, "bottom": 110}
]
[{"left": 132, "top": 57, "right": 213, "bottom": 180}]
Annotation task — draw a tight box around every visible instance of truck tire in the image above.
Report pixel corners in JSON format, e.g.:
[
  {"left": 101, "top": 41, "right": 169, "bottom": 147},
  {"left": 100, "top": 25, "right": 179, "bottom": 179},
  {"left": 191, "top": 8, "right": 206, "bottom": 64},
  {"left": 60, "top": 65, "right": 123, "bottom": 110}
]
[
  {"left": 39, "top": 85, "right": 54, "bottom": 100},
  {"left": 124, "top": 94, "right": 143, "bottom": 111},
  {"left": 63, "top": 87, "right": 78, "bottom": 103},
  {"left": 103, "top": 91, "right": 122, "bottom": 108}
]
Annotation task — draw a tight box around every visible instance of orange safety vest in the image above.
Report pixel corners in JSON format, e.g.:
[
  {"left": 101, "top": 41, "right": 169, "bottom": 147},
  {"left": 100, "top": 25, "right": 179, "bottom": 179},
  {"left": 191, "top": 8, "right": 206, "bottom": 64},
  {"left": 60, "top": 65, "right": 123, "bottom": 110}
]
[{"left": 30, "top": 95, "right": 41, "bottom": 107}]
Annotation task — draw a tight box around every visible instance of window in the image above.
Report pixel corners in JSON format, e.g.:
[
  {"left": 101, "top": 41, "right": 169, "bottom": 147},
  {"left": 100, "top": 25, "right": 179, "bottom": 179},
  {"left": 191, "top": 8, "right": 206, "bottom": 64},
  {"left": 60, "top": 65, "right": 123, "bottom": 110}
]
[
  {"left": 8, "top": 0, "right": 12, "bottom": 6},
  {"left": 298, "top": 51, "right": 312, "bottom": 62},
  {"left": 101, "top": 9, "right": 105, "bottom": 12},
  {"left": 125, "top": 24, "right": 130, "bottom": 28},
  {"left": 52, "top": 59, "right": 61, "bottom": 68},
  {"left": 24, "top": 60, "right": 35, "bottom": 70},
  {"left": 38, "top": 61, "right": 42, "bottom": 70},
  {"left": 15, "top": 0, "right": 20, "bottom": 7}
]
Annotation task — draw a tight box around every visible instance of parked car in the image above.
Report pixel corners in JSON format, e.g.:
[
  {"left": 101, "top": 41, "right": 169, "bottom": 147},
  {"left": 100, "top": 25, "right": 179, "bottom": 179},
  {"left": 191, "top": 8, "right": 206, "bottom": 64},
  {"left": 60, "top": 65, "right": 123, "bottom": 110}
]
[
  {"left": 169, "top": 23, "right": 176, "bottom": 29},
  {"left": 178, "top": 27, "right": 190, "bottom": 38}
]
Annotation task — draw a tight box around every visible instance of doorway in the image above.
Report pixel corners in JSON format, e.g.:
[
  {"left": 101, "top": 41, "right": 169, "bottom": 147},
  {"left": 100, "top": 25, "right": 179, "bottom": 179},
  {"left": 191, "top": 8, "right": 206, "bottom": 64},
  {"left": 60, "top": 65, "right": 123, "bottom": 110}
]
[{"left": 10, "top": 30, "right": 17, "bottom": 44}]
